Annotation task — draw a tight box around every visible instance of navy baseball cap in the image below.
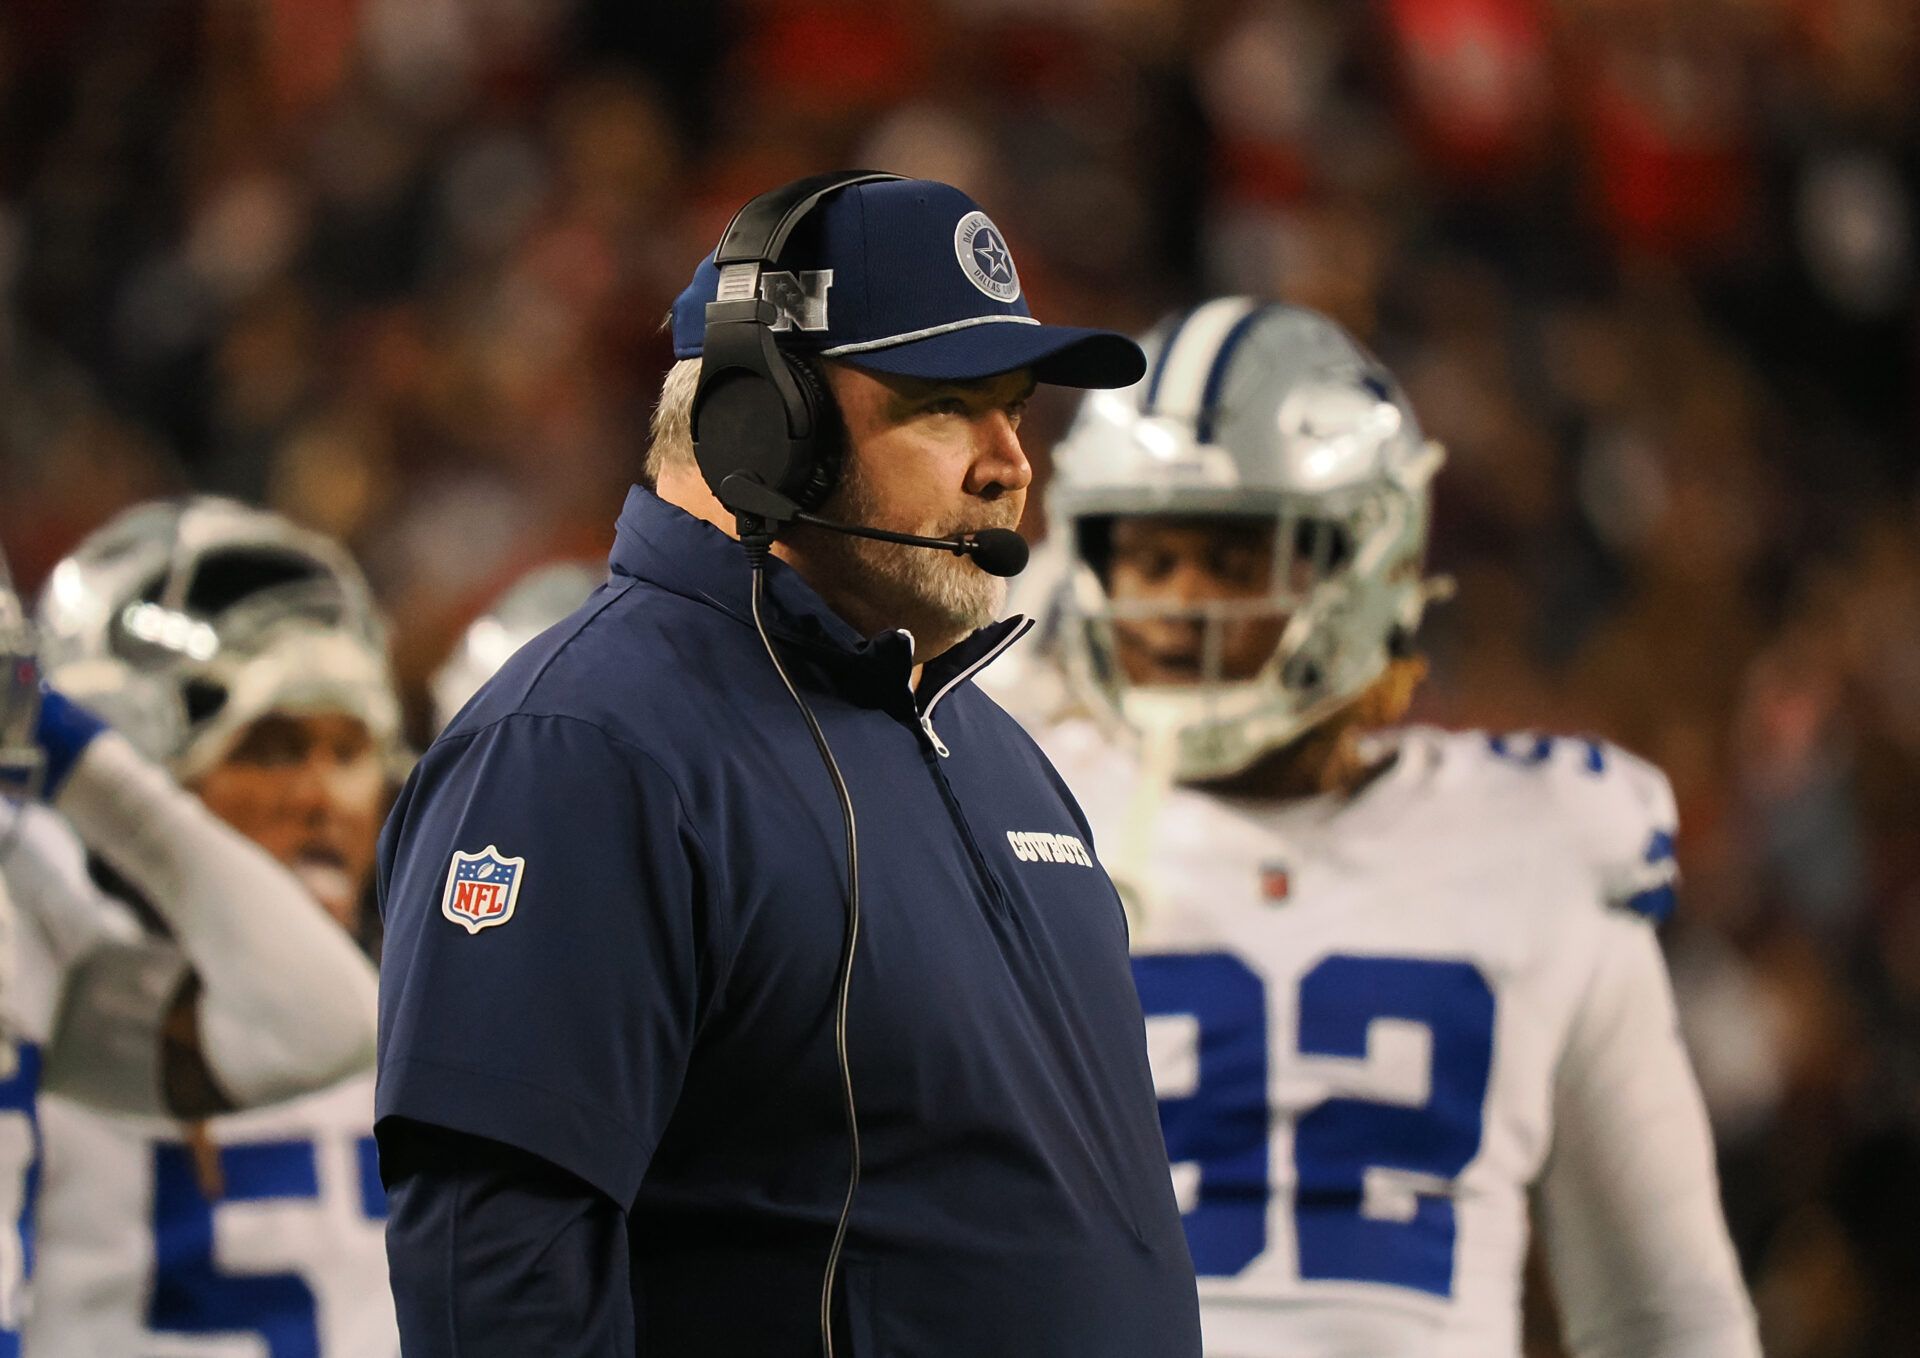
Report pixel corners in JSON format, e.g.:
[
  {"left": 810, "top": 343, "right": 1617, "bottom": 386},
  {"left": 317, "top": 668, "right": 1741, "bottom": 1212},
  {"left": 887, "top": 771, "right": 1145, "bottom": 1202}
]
[{"left": 672, "top": 179, "right": 1146, "bottom": 389}]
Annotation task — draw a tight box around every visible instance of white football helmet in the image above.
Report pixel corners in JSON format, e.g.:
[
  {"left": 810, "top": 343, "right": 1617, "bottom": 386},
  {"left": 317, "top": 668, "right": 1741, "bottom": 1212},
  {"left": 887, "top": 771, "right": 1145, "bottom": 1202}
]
[
  {"left": 1050, "top": 298, "right": 1448, "bottom": 782},
  {"left": 35, "top": 497, "right": 403, "bottom": 779},
  {"left": 429, "top": 561, "right": 601, "bottom": 733}
]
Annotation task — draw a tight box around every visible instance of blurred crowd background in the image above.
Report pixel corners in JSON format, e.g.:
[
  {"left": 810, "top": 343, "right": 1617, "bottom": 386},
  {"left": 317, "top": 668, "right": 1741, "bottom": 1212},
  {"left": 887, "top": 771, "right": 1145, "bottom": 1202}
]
[{"left": 0, "top": 0, "right": 1914, "bottom": 1352}]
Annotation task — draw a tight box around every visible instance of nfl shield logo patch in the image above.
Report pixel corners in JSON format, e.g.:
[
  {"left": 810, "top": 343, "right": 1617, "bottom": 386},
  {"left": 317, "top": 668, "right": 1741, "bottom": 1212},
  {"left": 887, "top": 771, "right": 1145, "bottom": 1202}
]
[
  {"left": 1260, "top": 861, "right": 1292, "bottom": 904},
  {"left": 441, "top": 846, "right": 525, "bottom": 934}
]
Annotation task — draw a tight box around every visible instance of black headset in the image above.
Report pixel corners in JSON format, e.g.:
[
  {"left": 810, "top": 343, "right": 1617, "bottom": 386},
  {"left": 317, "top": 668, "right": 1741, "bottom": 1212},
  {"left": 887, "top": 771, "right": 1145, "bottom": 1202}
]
[{"left": 690, "top": 171, "right": 904, "bottom": 533}]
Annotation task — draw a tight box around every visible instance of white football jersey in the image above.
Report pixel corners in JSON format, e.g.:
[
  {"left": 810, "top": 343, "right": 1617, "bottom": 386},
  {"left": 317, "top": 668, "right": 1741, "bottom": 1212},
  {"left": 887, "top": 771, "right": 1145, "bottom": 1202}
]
[
  {"left": 0, "top": 804, "right": 147, "bottom": 1351},
  {"left": 1030, "top": 719, "right": 1758, "bottom": 1358},
  {"left": 28, "top": 1071, "right": 395, "bottom": 1358}
]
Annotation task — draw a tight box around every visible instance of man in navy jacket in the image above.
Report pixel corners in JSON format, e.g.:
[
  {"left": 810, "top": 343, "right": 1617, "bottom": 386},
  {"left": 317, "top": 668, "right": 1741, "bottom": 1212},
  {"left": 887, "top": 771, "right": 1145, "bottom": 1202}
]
[{"left": 375, "top": 176, "right": 1203, "bottom": 1356}]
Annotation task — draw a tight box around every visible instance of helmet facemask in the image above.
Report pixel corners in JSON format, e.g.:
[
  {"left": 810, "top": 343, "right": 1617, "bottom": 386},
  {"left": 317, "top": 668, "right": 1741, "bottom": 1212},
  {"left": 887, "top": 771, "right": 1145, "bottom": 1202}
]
[
  {"left": 164, "top": 592, "right": 403, "bottom": 783},
  {"left": 1061, "top": 473, "right": 1436, "bottom": 783},
  {"left": 1045, "top": 301, "right": 1453, "bottom": 784}
]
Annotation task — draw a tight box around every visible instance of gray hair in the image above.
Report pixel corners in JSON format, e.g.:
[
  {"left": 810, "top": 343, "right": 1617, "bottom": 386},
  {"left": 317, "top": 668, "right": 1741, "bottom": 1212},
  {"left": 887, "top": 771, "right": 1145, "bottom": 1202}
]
[{"left": 644, "top": 357, "right": 701, "bottom": 486}]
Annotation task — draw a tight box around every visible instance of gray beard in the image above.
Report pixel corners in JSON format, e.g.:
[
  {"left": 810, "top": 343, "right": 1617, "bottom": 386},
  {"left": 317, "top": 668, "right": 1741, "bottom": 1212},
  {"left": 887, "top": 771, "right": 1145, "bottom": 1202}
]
[{"left": 808, "top": 462, "right": 1012, "bottom": 649}]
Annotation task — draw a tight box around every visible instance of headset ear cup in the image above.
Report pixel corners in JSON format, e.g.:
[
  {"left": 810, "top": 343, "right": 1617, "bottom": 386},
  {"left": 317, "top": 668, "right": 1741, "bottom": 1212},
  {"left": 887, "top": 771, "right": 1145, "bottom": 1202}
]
[
  {"left": 690, "top": 321, "right": 822, "bottom": 519},
  {"left": 785, "top": 358, "right": 843, "bottom": 512}
]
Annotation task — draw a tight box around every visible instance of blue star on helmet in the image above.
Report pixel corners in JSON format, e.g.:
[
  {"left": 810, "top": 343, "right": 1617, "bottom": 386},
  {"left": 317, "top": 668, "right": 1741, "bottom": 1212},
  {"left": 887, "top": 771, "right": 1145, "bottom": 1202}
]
[{"left": 973, "top": 230, "right": 1013, "bottom": 282}]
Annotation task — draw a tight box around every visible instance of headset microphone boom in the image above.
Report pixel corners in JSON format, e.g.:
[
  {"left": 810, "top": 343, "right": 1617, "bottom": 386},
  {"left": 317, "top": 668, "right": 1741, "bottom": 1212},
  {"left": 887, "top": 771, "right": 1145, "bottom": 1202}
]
[{"left": 712, "top": 473, "right": 1029, "bottom": 578}]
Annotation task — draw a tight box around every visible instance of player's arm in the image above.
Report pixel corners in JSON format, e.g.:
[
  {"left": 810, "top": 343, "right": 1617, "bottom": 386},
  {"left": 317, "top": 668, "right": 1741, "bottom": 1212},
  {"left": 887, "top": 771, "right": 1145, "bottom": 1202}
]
[
  {"left": 32, "top": 692, "right": 377, "bottom": 1115},
  {"left": 1535, "top": 909, "right": 1761, "bottom": 1358},
  {"left": 377, "top": 712, "right": 717, "bottom": 1353}
]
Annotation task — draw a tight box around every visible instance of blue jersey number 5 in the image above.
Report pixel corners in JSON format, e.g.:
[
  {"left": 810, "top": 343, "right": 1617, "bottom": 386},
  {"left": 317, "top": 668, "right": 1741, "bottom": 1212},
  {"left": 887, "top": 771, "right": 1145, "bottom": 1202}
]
[
  {"left": 1133, "top": 952, "right": 1496, "bottom": 1298},
  {"left": 149, "top": 1134, "right": 386, "bottom": 1358}
]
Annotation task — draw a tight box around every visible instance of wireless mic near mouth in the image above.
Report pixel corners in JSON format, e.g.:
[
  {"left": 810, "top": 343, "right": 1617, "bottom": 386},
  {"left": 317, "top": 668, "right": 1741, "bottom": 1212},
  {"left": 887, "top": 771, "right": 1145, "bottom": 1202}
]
[
  {"left": 712, "top": 475, "right": 1029, "bottom": 577},
  {"left": 956, "top": 527, "right": 1029, "bottom": 578},
  {"left": 791, "top": 512, "right": 1029, "bottom": 578}
]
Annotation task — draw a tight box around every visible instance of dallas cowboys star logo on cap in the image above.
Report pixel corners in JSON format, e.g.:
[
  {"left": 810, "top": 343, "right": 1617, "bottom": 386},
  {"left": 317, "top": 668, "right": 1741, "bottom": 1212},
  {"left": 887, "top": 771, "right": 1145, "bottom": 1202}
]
[
  {"left": 954, "top": 210, "right": 1021, "bottom": 303},
  {"left": 973, "top": 230, "right": 1012, "bottom": 283}
]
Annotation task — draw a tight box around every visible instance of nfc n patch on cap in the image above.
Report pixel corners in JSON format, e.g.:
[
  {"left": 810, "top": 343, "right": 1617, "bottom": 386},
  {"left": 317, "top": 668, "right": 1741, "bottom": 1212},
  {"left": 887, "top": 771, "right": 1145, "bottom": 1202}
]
[
  {"left": 441, "top": 845, "right": 525, "bottom": 934},
  {"left": 954, "top": 211, "right": 1020, "bottom": 303}
]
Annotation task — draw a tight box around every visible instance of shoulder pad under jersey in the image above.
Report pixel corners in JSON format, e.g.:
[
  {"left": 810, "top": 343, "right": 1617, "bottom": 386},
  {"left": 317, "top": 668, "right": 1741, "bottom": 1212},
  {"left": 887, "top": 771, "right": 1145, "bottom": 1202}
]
[{"left": 1468, "top": 730, "right": 1680, "bottom": 923}]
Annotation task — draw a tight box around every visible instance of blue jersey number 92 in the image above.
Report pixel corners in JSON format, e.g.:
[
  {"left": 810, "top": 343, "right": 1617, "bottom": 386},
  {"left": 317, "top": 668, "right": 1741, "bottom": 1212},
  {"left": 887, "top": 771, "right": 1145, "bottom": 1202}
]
[{"left": 1133, "top": 952, "right": 1496, "bottom": 1297}]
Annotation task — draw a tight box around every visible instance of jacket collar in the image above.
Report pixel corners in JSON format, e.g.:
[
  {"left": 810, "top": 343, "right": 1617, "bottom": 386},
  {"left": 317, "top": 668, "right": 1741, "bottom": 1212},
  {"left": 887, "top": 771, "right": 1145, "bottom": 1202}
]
[{"left": 608, "top": 486, "right": 1026, "bottom": 702}]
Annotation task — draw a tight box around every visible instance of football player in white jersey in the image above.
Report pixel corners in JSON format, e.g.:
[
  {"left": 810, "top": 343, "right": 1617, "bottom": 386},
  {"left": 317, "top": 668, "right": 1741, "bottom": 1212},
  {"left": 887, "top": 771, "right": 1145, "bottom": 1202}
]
[
  {"left": 996, "top": 300, "right": 1761, "bottom": 1357},
  {"left": 0, "top": 521, "right": 381, "bottom": 1356},
  {"left": 4, "top": 498, "right": 402, "bottom": 1356}
]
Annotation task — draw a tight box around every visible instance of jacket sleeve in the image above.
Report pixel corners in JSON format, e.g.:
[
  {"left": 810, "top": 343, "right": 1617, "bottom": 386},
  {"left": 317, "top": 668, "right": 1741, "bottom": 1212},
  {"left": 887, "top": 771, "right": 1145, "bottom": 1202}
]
[
  {"left": 376, "top": 711, "right": 719, "bottom": 1208},
  {"left": 381, "top": 1118, "right": 634, "bottom": 1357},
  {"left": 1535, "top": 911, "right": 1761, "bottom": 1358}
]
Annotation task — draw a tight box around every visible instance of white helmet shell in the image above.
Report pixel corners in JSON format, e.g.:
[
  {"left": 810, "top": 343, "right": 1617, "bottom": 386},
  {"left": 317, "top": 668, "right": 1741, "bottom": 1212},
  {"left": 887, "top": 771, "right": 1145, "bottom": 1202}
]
[
  {"left": 429, "top": 561, "right": 601, "bottom": 733},
  {"left": 1049, "top": 298, "right": 1447, "bottom": 782},
  {"left": 35, "top": 497, "right": 402, "bottom": 777}
]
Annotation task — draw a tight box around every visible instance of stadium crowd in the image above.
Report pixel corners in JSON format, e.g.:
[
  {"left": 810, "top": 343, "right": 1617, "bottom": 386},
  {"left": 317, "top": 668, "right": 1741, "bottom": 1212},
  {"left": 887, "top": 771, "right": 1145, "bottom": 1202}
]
[{"left": 0, "top": 1, "right": 1914, "bottom": 1353}]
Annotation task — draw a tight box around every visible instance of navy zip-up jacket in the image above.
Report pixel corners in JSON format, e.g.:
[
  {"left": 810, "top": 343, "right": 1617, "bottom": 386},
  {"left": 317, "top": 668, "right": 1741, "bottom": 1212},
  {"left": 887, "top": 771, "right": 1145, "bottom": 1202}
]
[{"left": 375, "top": 487, "right": 1201, "bottom": 1356}]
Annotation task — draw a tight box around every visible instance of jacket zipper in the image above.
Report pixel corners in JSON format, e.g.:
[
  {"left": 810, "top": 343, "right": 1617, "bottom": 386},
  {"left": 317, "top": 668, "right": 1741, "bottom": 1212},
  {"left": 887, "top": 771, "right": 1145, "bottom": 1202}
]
[
  {"left": 915, "top": 617, "right": 1035, "bottom": 759},
  {"left": 921, "top": 736, "right": 1015, "bottom": 919},
  {"left": 906, "top": 618, "right": 1035, "bottom": 914}
]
